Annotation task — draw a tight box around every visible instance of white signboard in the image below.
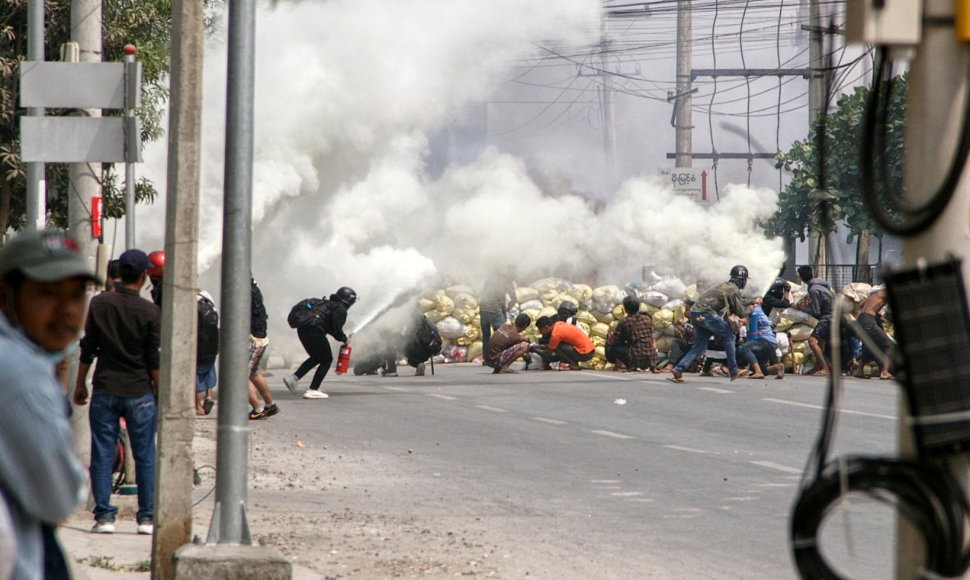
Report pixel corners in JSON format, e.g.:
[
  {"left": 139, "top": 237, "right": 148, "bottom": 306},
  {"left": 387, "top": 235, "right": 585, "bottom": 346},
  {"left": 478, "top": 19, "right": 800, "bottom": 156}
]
[{"left": 660, "top": 168, "right": 710, "bottom": 203}]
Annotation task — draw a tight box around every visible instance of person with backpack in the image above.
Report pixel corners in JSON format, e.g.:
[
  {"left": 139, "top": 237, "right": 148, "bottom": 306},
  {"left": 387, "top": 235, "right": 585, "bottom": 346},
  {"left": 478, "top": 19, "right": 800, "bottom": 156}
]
[
  {"left": 403, "top": 313, "right": 443, "bottom": 376},
  {"left": 195, "top": 289, "right": 220, "bottom": 415},
  {"left": 797, "top": 265, "right": 835, "bottom": 376},
  {"left": 284, "top": 286, "right": 357, "bottom": 399}
]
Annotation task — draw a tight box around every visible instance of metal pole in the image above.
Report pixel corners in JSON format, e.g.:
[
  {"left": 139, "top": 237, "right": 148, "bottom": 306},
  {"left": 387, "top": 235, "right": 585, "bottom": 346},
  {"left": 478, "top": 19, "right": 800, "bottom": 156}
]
[
  {"left": 674, "top": 0, "right": 692, "bottom": 168},
  {"left": 209, "top": 0, "right": 256, "bottom": 545},
  {"left": 124, "top": 47, "right": 137, "bottom": 249},
  {"left": 599, "top": 11, "right": 616, "bottom": 191},
  {"left": 897, "top": 0, "right": 970, "bottom": 576},
  {"left": 25, "top": 0, "right": 45, "bottom": 230}
]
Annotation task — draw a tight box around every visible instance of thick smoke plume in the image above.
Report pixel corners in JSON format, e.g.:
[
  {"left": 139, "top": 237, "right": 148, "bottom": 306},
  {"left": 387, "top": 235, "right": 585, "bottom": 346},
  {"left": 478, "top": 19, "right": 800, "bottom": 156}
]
[{"left": 137, "top": 0, "right": 785, "bottom": 356}]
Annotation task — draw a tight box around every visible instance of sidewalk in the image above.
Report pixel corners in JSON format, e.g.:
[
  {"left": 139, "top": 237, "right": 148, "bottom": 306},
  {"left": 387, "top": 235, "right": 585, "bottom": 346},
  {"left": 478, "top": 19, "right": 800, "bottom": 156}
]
[{"left": 57, "top": 415, "right": 318, "bottom": 580}]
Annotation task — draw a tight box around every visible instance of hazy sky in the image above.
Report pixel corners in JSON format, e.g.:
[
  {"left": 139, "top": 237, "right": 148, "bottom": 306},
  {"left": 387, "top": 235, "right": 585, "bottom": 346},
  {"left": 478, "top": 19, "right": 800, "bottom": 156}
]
[{"left": 132, "top": 0, "right": 866, "bottom": 345}]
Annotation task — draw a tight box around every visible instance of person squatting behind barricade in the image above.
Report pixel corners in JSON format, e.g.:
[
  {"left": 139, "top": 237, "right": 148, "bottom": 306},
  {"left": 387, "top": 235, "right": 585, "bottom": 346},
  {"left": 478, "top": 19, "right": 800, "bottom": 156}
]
[
  {"left": 606, "top": 296, "right": 660, "bottom": 373},
  {"left": 669, "top": 265, "right": 751, "bottom": 383},
  {"left": 534, "top": 314, "right": 595, "bottom": 370},
  {"left": 483, "top": 313, "right": 533, "bottom": 374},
  {"left": 249, "top": 277, "right": 279, "bottom": 419},
  {"left": 851, "top": 287, "right": 896, "bottom": 380},
  {"left": 0, "top": 229, "right": 95, "bottom": 579},
  {"left": 285, "top": 286, "right": 357, "bottom": 399},
  {"left": 738, "top": 297, "right": 785, "bottom": 379},
  {"left": 74, "top": 248, "right": 161, "bottom": 537},
  {"left": 353, "top": 311, "right": 442, "bottom": 377}
]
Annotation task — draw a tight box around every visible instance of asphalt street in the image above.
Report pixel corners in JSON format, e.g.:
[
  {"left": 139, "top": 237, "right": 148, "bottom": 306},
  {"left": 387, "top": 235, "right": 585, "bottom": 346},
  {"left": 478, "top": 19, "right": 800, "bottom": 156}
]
[{"left": 255, "top": 362, "right": 902, "bottom": 579}]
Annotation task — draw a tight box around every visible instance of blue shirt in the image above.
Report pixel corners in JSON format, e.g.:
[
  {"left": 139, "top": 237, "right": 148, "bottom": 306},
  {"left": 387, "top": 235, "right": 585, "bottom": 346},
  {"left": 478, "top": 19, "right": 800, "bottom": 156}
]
[
  {"left": 0, "top": 312, "right": 85, "bottom": 579},
  {"left": 747, "top": 305, "right": 777, "bottom": 345}
]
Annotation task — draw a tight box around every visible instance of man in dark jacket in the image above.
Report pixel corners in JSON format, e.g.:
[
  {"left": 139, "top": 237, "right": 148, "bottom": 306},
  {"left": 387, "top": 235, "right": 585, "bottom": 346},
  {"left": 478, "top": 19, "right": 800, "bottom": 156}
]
[
  {"left": 284, "top": 286, "right": 356, "bottom": 399},
  {"left": 74, "top": 249, "right": 161, "bottom": 535},
  {"left": 797, "top": 265, "right": 835, "bottom": 376}
]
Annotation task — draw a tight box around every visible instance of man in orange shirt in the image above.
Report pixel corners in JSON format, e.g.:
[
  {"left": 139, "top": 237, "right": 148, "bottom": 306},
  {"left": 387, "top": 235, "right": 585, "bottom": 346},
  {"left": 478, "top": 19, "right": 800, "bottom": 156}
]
[{"left": 534, "top": 315, "right": 595, "bottom": 370}]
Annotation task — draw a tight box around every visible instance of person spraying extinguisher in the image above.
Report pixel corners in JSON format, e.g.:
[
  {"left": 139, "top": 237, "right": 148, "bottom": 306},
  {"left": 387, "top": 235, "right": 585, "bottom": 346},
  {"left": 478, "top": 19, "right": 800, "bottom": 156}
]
[{"left": 284, "top": 287, "right": 357, "bottom": 399}]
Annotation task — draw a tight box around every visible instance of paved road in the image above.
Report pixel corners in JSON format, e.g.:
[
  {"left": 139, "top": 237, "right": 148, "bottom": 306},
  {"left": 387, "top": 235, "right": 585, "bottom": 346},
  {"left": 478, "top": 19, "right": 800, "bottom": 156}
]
[{"left": 254, "top": 363, "right": 901, "bottom": 579}]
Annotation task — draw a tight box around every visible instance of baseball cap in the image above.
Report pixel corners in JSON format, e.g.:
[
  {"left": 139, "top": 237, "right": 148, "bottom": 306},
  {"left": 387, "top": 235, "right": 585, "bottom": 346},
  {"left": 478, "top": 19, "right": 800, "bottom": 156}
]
[
  {"left": 118, "top": 249, "right": 151, "bottom": 275},
  {"left": 0, "top": 229, "right": 101, "bottom": 284}
]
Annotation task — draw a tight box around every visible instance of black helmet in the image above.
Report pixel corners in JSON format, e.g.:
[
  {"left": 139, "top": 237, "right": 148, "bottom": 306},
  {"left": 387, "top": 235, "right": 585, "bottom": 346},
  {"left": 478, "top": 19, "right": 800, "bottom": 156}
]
[
  {"left": 557, "top": 300, "right": 578, "bottom": 320},
  {"left": 335, "top": 286, "right": 357, "bottom": 307},
  {"left": 729, "top": 265, "right": 749, "bottom": 289}
]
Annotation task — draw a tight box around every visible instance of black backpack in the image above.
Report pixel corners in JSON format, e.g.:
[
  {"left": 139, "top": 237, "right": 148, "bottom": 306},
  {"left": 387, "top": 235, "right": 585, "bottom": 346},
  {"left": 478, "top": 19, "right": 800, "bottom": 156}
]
[
  {"left": 197, "top": 295, "right": 220, "bottom": 365},
  {"left": 406, "top": 316, "right": 442, "bottom": 363},
  {"left": 288, "top": 297, "right": 330, "bottom": 329}
]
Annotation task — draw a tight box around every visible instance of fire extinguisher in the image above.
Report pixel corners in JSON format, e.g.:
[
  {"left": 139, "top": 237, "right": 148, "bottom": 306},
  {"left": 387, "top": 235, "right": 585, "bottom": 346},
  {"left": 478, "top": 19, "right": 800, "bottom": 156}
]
[{"left": 335, "top": 342, "right": 352, "bottom": 374}]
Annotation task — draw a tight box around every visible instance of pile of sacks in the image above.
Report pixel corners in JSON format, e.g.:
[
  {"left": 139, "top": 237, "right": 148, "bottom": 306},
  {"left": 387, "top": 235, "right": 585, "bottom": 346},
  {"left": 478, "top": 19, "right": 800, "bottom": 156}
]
[
  {"left": 418, "top": 275, "right": 692, "bottom": 370},
  {"left": 769, "top": 281, "right": 887, "bottom": 373},
  {"left": 418, "top": 276, "right": 891, "bottom": 373}
]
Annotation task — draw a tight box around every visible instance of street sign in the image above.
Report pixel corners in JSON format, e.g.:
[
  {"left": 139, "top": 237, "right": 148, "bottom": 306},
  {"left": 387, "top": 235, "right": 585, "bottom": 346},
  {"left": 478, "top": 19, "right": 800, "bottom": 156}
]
[
  {"left": 660, "top": 167, "right": 710, "bottom": 203},
  {"left": 20, "top": 62, "right": 127, "bottom": 109},
  {"left": 20, "top": 117, "right": 126, "bottom": 162}
]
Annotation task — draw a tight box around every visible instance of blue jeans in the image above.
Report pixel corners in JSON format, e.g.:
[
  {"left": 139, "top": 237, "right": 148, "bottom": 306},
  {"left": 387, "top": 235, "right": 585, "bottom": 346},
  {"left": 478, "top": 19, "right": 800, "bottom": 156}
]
[
  {"left": 739, "top": 339, "right": 776, "bottom": 369},
  {"left": 89, "top": 392, "right": 157, "bottom": 523},
  {"left": 674, "top": 311, "right": 739, "bottom": 376},
  {"left": 479, "top": 310, "right": 506, "bottom": 350}
]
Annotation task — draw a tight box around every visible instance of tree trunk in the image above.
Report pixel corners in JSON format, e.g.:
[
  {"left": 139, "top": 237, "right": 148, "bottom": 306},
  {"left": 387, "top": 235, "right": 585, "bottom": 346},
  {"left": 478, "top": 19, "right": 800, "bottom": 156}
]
[{"left": 855, "top": 230, "right": 872, "bottom": 283}]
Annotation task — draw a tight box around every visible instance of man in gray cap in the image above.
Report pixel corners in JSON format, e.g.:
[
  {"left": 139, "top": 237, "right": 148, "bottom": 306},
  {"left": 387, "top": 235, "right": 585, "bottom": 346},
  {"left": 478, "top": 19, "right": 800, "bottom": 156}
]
[
  {"left": 0, "top": 229, "right": 96, "bottom": 578},
  {"left": 74, "top": 247, "right": 161, "bottom": 536}
]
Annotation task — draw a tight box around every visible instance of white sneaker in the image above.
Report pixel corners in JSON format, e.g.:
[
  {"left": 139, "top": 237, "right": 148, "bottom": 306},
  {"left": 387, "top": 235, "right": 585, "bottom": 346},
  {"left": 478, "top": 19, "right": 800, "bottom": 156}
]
[
  {"left": 283, "top": 374, "right": 303, "bottom": 395},
  {"left": 137, "top": 522, "right": 154, "bottom": 535},
  {"left": 302, "top": 389, "right": 329, "bottom": 399},
  {"left": 92, "top": 521, "right": 115, "bottom": 534}
]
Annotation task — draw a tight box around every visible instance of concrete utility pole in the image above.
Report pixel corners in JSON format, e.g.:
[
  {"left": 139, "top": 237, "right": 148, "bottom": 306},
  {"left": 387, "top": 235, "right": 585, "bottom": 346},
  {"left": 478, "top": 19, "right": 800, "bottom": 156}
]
[
  {"left": 807, "top": 0, "right": 830, "bottom": 269},
  {"left": 25, "top": 0, "right": 45, "bottom": 230},
  {"left": 599, "top": 11, "right": 617, "bottom": 191},
  {"left": 674, "top": 0, "right": 692, "bottom": 168},
  {"left": 896, "top": 0, "right": 970, "bottom": 577},
  {"left": 67, "top": 0, "right": 100, "bottom": 256},
  {"left": 151, "top": 0, "right": 204, "bottom": 576}
]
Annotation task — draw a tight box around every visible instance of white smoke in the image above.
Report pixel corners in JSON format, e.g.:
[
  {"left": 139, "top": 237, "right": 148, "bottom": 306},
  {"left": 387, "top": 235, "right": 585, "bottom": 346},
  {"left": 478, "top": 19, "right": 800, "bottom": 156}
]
[{"left": 137, "top": 0, "right": 786, "bottom": 357}]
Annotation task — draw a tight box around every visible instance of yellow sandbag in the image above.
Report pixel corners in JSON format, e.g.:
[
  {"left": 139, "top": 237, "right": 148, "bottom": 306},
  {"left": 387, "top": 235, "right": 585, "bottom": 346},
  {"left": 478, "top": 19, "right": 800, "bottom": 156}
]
[
  {"left": 418, "top": 297, "right": 436, "bottom": 311},
  {"left": 788, "top": 324, "right": 814, "bottom": 342},
  {"left": 591, "top": 322, "right": 611, "bottom": 339},
  {"left": 592, "top": 310, "right": 614, "bottom": 324},
  {"left": 466, "top": 341, "right": 483, "bottom": 361},
  {"left": 578, "top": 321, "right": 591, "bottom": 336},
  {"left": 595, "top": 345, "right": 606, "bottom": 358},
  {"left": 567, "top": 284, "right": 593, "bottom": 306},
  {"left": 451, "top": 292, "right": 479, "bottom": 312},
  {"left": 540, "top": 288, "right": 561, "bottom": 306},
  {"left": 612, "top": 304, "right": 627, "bottom": 320},
  {"left": 432, "top": 293, "right": 455, "bottom": 316},
  {"left": 577, "top": 310, "right": 597, "bottom": 327},
  {"left": 783, "top": 351, "right": 805, "bottom": 366},
  {"left": 652, "top": 309, "right": 674, "bottom": 330},
  {"left": 425, "top": 309, "right": 449, "bottom": 323},
  {"left": 538, "top": 306, "right": 557, "bottom": 320},
  {"left": 642, "top": 303, "right": 658, "bottom": 315}
]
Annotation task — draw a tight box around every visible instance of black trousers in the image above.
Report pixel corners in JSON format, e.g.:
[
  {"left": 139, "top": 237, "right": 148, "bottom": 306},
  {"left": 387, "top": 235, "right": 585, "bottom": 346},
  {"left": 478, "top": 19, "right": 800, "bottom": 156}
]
[{"left": 295, "top": 326, "right": 334, "bottom": 390}]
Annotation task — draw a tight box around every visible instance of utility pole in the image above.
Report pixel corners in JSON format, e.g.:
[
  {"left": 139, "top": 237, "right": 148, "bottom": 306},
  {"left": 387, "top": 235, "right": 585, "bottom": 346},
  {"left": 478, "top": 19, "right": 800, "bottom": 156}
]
[
  {"left": 674, "top": 0, "right": 692, "bottom": 168},
  {"left": 151, "top": 0, "right": 204, "bottom": 576},
  {"left": 896, "top": 0, "right": 970, "bottom": 577},
  {"left": 67, "top": 0, "right": 100, "bottom": 257},
  {"left": 599, "top": 11, "right": 617, "bottom": 191},
  {"left": 807, "top": 0, "right": 830, "bottom": 269}
]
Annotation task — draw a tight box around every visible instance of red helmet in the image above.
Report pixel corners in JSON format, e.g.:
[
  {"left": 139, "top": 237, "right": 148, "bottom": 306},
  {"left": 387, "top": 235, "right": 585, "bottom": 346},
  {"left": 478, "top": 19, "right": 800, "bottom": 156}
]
[{"left": 147, "top": 250, "right": 165, "bottom": 277}]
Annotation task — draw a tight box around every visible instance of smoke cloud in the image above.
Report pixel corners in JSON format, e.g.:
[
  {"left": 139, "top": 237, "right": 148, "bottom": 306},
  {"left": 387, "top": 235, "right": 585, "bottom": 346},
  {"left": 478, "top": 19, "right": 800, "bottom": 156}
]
[{"left": 137, "top": 0, "right": 785, "bottom": 356}]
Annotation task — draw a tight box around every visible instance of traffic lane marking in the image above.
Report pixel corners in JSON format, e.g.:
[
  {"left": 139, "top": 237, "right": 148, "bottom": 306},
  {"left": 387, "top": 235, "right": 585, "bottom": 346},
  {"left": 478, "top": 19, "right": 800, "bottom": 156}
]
[{"left": 762, "top": 397, "right": 895, "bottom": 420}]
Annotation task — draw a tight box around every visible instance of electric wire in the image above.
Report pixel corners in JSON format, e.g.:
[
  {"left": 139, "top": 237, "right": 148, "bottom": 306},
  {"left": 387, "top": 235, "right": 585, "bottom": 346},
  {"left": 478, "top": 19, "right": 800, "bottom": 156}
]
[{"left": 861, "top": 46, "right": 970, "bottom": 237}]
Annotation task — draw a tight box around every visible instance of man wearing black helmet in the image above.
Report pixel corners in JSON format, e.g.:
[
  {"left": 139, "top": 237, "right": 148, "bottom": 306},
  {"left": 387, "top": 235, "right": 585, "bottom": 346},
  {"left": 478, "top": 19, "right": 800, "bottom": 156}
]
[
  {"left": 284, "top": 287, "right": 357, "bottom": 399},
  {"left": 668, "top": 265, "right": 750, "bottom": 383}
]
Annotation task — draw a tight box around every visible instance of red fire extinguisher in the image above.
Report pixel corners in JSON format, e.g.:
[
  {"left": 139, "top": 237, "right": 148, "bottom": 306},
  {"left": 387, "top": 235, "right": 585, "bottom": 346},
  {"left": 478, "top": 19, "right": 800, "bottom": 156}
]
[{"left": 335, "top": 343, "right": 352, "bottom": 374}]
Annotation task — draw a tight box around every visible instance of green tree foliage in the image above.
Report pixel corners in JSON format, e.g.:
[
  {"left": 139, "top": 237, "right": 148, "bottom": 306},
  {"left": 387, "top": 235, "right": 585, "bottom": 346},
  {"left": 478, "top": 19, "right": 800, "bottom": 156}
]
[
  {"left": 0, "top": 0, "right": 174, "bottom": 232},
  {"left": 763, "top": 76, "right": 907, "bottom": 245}
]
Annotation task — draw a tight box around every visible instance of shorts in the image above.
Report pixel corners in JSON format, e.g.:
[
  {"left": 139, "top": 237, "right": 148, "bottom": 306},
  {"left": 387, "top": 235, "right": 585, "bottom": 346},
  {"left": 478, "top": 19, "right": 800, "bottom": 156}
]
[
  {"left": 196, "top": 361, "right": 217, "bottom": 393},
  {"left": 811, "top": 319, "right": 831, "bottom": 342},
  {"left": 248, "top": 340, "right": 267, "bottom": 377}
]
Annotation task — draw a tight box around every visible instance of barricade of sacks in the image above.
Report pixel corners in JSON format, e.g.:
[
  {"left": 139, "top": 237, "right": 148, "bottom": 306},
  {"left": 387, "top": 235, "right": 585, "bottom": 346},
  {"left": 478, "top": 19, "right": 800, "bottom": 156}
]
[{"left": 418, "top": 277, "right": 892, "bottom": 373}]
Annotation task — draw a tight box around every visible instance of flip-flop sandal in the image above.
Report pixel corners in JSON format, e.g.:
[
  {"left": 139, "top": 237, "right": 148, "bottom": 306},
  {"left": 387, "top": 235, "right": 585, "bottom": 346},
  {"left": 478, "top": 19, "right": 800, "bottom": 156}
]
[
  {"left": 202, "top": 399, "right": 214, "bottom": 415},
  {"left": 666, "top": 376, "right": 685, "bottom": 384}
]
